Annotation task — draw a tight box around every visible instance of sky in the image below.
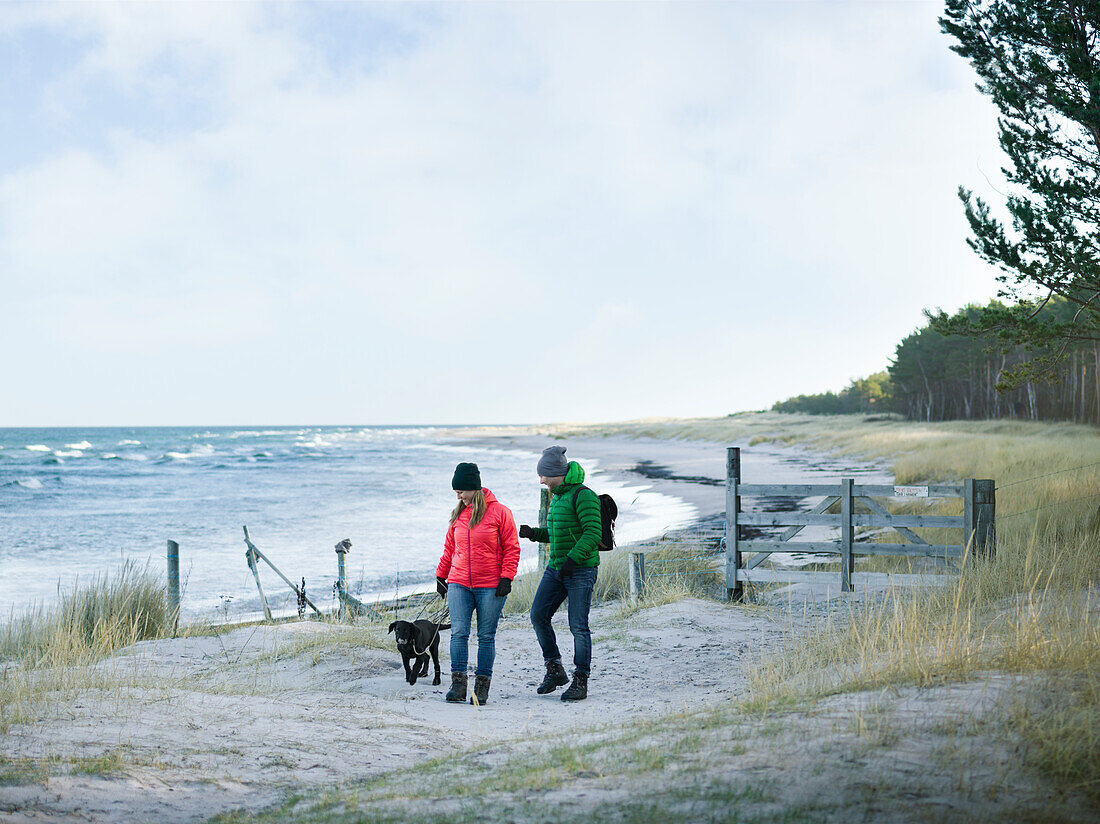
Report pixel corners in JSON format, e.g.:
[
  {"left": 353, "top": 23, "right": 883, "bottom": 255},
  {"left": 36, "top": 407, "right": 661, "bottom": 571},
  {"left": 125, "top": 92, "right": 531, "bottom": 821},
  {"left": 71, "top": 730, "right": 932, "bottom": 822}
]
[{"left": 0, "top": 1, "right": 1010, "bottom": 426}]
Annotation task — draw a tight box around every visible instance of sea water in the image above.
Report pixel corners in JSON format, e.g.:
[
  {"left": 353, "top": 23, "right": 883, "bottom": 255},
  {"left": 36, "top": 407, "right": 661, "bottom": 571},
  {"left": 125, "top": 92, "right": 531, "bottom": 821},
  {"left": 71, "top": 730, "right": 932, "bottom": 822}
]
[{"left": 0, "top": 426, "right": 696, "bottom": 623}]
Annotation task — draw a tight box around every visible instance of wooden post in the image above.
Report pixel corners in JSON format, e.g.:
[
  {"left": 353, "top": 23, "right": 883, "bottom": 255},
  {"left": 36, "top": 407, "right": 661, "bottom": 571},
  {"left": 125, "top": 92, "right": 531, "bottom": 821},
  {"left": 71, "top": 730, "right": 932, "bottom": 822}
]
[
  {"left": 974, "top": 479, "right": 996, "bottom": 558},
  {"left": 629, "top": 552, "right": 645, "bottom": 602},
  {"left": 725, "top": 446, "right": 743, "bottom": 602},
  {"left": 244, "top": 526, "right": 273, "bottom": 622},
  {"left": 963, "top": 478, "right": 975, "bottom": 557},
  {"left": 166, "top": 539, "right": 180, "bottom": 636},
  {"left": 538, "top": 487, "right": 550, "bottom": 571},
  {"left": 840, "top": 478, "right": 853, "bottom": 592},
  {"left": 335, "top": 539, "right": 350, "bottom": 621}
]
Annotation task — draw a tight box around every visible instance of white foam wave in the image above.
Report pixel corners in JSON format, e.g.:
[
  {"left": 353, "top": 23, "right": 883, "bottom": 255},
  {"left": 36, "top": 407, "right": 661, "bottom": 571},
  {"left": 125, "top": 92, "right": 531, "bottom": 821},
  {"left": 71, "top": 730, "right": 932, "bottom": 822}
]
[
  {"left": 25, "top": 444, "right": 51, "bottom": 452},
  {"left": 15, "top": 478, "right": 43, "bottom": 489},
  {"left": 65, "top": 441, "right": 93, "bottom": 450},
  {"left": 118, "top": 439, "right": 142, "bottom": 446},
  {"left": 163, "top": 444, "right": 216, "bottom": 460},
  {"left": 100, "top": 454, "right": 120, "bottom": 460},
  {"left": 53, "top": 450, "right": 83, "bottom": 458},
  {"left": 295, "top": 438, "right": 333, "bottom": 449}
]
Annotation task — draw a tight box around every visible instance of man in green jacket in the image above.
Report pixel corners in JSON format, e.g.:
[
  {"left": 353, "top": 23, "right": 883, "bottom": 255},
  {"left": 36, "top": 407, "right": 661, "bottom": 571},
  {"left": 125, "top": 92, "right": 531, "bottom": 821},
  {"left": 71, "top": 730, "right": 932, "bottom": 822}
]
[{"left": 518, "top": 445, "right": 601, "bottom": 701}]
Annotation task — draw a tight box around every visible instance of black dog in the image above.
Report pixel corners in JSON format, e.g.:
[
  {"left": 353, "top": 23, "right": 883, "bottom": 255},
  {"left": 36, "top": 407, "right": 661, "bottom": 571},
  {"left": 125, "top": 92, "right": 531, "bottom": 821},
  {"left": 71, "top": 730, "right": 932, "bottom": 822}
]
[{"left": 387, "top": 620, "right": 450, "bottom": 686}]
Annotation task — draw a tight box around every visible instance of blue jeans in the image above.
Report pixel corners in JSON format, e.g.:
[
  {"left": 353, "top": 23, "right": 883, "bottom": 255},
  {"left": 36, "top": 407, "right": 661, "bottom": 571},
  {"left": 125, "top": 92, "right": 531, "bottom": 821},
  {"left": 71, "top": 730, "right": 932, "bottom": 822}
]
[
  {"left": 447, "top": 584, "right": 507, "bottom": 677},
  {"left": 529, "top": 565, "right": 597, "bottom": 676}
]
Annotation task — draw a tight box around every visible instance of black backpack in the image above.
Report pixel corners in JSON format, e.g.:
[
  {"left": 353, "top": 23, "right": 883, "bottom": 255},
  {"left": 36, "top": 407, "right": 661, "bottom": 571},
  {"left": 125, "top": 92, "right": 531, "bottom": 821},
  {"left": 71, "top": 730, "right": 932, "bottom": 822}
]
[{"left": 571, "top": 486, "right": 618, "bottom": 551}]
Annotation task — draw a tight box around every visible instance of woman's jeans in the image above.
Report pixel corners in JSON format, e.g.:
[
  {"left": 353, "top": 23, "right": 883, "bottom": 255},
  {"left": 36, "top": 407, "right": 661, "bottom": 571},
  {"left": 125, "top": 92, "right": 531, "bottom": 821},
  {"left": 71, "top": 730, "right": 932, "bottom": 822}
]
[
  {"left": 529, "top": 565, "right": 597, "bottom": 676},
  {"left": 447, "top": 584, "right": 507, "bottom": 678}
]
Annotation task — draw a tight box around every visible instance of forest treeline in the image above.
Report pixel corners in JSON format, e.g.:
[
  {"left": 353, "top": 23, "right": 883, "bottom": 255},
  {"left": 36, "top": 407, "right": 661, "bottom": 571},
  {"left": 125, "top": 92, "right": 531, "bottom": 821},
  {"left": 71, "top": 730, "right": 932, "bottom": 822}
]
[{"left": 774, "top": 299, "right": 1100, "bottom": 425}]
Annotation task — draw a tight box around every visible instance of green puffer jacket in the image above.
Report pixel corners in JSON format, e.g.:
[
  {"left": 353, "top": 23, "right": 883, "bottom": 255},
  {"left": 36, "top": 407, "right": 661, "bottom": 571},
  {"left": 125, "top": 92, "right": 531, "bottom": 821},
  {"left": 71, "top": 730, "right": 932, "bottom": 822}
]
[{"left": 530, "top": 460, "right": 601, "bottom": 570}]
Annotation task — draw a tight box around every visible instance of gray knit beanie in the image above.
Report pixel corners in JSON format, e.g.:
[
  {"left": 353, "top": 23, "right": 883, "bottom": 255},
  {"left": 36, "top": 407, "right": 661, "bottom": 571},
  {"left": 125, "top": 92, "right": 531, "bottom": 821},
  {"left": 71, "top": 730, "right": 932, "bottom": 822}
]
[{"left": 537, "top": 445, "right": 569, "bottom": 477}]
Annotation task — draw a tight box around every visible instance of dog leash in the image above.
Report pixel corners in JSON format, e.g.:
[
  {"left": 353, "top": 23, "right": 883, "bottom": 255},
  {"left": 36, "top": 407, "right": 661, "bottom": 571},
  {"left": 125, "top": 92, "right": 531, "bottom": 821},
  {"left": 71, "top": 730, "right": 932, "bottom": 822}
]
[{"left": 411, "top": 598, "right": 450, "bottom": 657}]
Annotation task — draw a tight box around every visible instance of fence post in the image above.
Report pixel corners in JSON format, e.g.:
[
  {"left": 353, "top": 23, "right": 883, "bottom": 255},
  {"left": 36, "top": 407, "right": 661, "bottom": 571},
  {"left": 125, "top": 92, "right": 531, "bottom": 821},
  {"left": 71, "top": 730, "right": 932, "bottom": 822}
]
[
  {"left": 538, "top": 487, "right": 550, "bottom": 570},
  {"left": 166, "top": 539, "right": 180, "bottom": 635},
  {"left": 725, "top": 446, "right": 742, "bottom": 602},
  {"left": 974, "top": 479, "right": 996, "bottom": 558},
  {"left": 840, "top": 478, "right": 853, "bottom": 592},
  {"left": 629, "top": 552, "right": 645, "bottom": 602},
  {"left": 335, "top": 540, "right": 350, "bottom": 620},
  {"left": 244, "top": 527, "right": 273, "bottom": 623},
  {"left": 963, "top": 478, "right": 975, "bottom": 556}
]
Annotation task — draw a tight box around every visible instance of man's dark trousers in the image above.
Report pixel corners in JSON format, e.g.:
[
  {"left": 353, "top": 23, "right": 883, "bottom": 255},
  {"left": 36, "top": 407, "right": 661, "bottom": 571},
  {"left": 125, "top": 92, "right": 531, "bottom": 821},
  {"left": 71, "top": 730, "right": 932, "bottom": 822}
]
[{"left": 530, "top": 565, "right": 597, "bottom": 675}]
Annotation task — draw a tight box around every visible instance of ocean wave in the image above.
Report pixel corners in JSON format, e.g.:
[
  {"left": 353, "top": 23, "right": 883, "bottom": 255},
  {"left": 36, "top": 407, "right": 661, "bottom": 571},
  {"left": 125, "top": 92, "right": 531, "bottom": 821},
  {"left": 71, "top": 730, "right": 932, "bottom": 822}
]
[
  {"left": 53, "top": 450, "right": 84, "bottom": 458},
  {"left": 24, "top": 444, "right": 51, "bottom": 452},
  {"left": 162, "top": 444, "right": 216, "bottom": 461},
  {"left": 44, "top": 456, "right": 63, "bottom": 464},
  {"left": 65, "top": 441, "right": 93, "bottom": 450},
  {"left": 295, "top": 439, "right": 334, "bottom": 449},
  {"left": 100, "top": 454, "right": 121, "bottom": 460},
  {"left": 8, "top": 477, "right": 44, "bottom": 489},
  {"left": 226, "top": 429, "right": 309, "bottom": 439},
  {"left": 118, "top": 439, "right": 142, "bottom": 446}
]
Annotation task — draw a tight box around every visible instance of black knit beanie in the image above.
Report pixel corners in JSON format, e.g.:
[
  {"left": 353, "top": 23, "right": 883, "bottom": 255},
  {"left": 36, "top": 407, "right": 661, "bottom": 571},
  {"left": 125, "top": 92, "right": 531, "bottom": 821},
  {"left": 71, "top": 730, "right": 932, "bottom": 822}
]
[{"left": 451, "top": 462, "right": 482, "bottom": 491}]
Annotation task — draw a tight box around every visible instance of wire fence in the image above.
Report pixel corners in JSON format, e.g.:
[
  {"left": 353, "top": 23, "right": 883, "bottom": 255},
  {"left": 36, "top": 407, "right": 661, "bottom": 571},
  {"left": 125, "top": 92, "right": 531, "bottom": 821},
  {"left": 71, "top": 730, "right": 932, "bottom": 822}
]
[
  {"left": 996, "top": 460, "right": 1100, "bottom": 490},
  {"left": 998, "top": 491, "right": 1100, "bottom": 521}
]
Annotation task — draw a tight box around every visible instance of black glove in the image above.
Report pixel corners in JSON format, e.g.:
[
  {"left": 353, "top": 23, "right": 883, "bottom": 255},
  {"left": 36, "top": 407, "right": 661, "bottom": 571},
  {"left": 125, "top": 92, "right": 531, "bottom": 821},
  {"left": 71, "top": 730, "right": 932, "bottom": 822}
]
[
  {"left": 436, "top": 576, "right": 448, "bottom": 599},
  {"left": 519, "top": 524, "right": 535, "bottom": 540},
  {"left": 495, "top": 577, "right": 512, "bottom": 597},
  {"left": 560, "top": 557, "right": 577, "bottom": 577}
]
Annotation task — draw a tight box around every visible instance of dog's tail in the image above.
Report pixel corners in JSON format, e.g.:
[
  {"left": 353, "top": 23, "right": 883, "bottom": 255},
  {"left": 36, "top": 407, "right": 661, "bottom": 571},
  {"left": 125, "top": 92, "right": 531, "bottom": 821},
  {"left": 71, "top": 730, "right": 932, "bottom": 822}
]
[{"left": 438, "top": 623, "right": 451, "bottom": 631}]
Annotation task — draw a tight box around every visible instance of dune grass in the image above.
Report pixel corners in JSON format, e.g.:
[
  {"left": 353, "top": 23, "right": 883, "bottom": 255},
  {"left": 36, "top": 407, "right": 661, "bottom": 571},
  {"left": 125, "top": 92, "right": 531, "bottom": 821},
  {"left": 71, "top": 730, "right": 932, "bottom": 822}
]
[
  {"left": 0, "top": 562, "right": 173, "bottom": 733},
  {"left": 503, "top": 526, "right": 725, "bottom": 618},
  {"left": 563, "top": 412, "right": 1100, "bottom": 800},
  {"left": 6, "top": 412, "right": 1099, "bottom": 816}
]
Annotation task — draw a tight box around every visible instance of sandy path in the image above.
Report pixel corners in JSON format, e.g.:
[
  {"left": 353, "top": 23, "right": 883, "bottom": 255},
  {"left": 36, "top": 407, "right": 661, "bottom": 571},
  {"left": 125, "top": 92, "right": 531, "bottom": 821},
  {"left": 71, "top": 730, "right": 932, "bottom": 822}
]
[{"left": 0, "top": 595, "right": 807, "bottom": 823}]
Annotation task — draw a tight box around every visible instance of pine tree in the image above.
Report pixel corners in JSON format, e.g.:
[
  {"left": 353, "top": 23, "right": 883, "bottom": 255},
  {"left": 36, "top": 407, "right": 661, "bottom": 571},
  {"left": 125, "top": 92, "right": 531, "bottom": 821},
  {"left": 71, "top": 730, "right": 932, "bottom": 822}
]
[{"left": 932, "top": 0, "right": 1100, "bottom": 387}]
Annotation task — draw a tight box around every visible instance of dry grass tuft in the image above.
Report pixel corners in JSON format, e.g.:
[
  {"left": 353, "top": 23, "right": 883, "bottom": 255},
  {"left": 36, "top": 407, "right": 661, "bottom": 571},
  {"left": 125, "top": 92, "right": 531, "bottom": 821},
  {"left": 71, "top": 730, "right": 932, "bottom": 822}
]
[
  {"left": 561, "top": 412, "right": 1100, "bottom": 799},
  {"left": 503, "top": 528, "right": 723, "bottom": 618},
  {"left": 0, "top": 562, "right": 172, "bottom": 733}
]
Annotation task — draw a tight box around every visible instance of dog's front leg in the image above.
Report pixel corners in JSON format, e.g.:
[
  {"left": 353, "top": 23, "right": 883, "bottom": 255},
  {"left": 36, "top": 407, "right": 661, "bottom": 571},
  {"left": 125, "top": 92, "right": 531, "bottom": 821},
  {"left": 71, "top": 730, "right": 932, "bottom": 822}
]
[
  {"left": 416, "top": 653, "right": 430, "bottom": 678},
  {"left": 403, "top": 654, "right": 417, "bottom": 685},
  {"left": 430, "top": 640, "right": 441, "bottom": 686}
]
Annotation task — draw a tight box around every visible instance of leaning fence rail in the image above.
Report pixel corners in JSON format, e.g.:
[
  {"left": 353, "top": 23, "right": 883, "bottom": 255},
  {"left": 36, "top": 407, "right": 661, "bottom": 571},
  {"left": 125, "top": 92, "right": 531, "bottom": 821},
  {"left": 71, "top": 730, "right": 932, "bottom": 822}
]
[{"left": 723, "top": 447, "right": 995, "bottom": 600}]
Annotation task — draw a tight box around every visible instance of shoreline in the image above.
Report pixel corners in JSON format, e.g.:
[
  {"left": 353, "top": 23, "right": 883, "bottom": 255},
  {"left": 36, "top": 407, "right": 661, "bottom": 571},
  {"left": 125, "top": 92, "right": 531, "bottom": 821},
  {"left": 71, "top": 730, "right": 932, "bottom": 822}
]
[{"left": 3, "top": 416, "right": 1097, "bottom": 823}]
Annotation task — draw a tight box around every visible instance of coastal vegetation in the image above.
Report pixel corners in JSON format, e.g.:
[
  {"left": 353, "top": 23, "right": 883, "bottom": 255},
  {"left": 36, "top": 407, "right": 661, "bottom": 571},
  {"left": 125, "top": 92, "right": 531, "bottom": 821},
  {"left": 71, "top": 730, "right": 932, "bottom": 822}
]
[
  {"left": 191, "top": 412, "right": 1100, "bottom": 823},
  {"left": 562, "top": 412, "right": 1100, "bottom": 801},
  {"left": 781, "top": 0, "right": 1100, "bottom": 427},
  {"left": 775, "top": 298, "right": 1100, "bottom": 423},
  {"left": 934, "top": 0, "right": 1100, "bottom": 384},
  {"left": 0, "top": 562, "right": 171, "bottom": 732},
  {"left": 2, "top": 413, "right": 1098, "bottom": 821}
]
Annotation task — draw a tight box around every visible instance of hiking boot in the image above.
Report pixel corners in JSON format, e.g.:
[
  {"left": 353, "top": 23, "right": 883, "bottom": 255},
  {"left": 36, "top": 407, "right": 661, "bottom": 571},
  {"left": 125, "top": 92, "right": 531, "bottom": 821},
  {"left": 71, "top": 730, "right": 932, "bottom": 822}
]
[
  {"left": 471, "top": 675, "right": 491, "bottom": 705},
  {"left": 561, "top": 672, "right": 588, "bottom": 702},
  {"left": 536, "top": 659, "right": 569, "bottom": 695},
  {"left": 445, "top": 672, "right": 467, "bottom": 703}
]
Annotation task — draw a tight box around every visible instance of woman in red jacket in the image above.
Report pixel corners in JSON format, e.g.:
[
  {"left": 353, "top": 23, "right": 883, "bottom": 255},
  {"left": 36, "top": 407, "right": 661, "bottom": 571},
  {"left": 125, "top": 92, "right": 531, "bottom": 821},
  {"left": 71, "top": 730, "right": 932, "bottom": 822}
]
[{"left": 435, "top": 462, "right": 520, "bottom": 705}]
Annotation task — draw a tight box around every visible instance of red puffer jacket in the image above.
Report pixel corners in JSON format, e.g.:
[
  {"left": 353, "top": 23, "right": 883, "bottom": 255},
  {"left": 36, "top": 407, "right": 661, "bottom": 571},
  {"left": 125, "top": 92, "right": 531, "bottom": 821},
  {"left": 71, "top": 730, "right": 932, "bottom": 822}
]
[{"left": 436, "top": 489, "right": 520, "bottom": 588}]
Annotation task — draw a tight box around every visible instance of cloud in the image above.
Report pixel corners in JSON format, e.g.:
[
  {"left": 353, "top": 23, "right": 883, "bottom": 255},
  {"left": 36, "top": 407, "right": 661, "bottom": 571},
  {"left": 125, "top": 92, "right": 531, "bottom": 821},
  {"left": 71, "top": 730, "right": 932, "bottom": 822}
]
[{"left": 0, "top": 1, "right": 1007, "bottom": 424}]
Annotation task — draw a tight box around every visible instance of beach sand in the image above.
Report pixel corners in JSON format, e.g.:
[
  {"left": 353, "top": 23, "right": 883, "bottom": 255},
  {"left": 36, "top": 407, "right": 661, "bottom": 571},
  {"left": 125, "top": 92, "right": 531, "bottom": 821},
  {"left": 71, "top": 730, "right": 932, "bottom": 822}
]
[{"left": 1, "top": 434, "right": 1084, "bottom": 822}]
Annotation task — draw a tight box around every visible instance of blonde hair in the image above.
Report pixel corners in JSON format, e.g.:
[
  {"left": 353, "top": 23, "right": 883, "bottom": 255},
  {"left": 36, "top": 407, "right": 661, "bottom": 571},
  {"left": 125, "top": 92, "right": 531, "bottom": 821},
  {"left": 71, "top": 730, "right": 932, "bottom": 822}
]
[{"left": 449, "top": 490, "right": 487, "bottom": 528}]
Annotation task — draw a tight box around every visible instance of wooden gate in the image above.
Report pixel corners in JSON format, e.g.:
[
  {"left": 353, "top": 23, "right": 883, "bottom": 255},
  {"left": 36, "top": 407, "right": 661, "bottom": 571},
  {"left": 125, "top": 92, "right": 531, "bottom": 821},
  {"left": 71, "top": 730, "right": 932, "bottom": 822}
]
[{"left": 723, "top": 447, "right": 995, "bottom": 599}]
